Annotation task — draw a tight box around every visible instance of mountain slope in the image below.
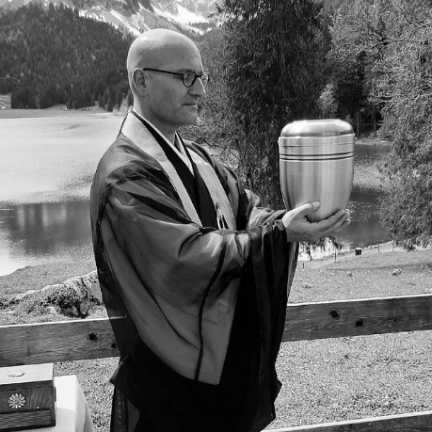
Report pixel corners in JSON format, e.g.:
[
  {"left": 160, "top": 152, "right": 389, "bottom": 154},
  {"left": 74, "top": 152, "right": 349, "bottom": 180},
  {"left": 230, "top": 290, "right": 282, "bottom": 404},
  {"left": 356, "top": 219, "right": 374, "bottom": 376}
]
[
  {"left": 0, "top": 4, "right": 132, "bottom": 109},
  {"left": 0, "top": 0, "right": 217, "bottom": 36}
]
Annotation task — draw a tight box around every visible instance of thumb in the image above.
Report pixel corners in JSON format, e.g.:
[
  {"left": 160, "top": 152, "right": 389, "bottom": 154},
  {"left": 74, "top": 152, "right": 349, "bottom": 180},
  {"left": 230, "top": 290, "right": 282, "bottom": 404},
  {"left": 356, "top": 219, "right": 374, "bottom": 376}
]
[{"left": 292, "top": 201, "right": 320, "bottom": 218}]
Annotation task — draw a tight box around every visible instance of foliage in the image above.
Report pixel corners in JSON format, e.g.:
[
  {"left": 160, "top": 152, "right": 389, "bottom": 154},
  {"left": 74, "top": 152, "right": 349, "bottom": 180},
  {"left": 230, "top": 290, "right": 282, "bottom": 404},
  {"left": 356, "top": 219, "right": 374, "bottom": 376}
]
[
  {"left": 328, "top": 0, "right": 432, "bottom": 246},
  {"left": 324, "top": 0, "right": 351, "bottom": 11},
  {"left": 197, "top": 29, "right": 239, "bottom": 162},
  {"left": 372, "top": 0, "right": 432, "bottom": 247},
  {"left": 318, "top": 82, "right": 338, "bottom": 118},
  {"left": 222, "top": 0, "right": 326, "bottom": 207},
  {"left": 180, "top": 28, "right": 240, "bottom": 167},
  {"left": 326, "top": 0, "right": 386, "bottom": 133},
  {"left": 0, "top": 3, "right": 134, "bottom": 110}
]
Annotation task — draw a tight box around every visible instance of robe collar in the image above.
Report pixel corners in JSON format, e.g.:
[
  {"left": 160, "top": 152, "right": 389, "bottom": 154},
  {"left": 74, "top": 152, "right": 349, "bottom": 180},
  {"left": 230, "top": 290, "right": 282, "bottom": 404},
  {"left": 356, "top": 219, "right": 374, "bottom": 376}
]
[
  {"left": 121, "top": 111, "right": 236, "bottom": 230},
  {"left": 131, "top": 110, "right": 193, "bottom": 173}
]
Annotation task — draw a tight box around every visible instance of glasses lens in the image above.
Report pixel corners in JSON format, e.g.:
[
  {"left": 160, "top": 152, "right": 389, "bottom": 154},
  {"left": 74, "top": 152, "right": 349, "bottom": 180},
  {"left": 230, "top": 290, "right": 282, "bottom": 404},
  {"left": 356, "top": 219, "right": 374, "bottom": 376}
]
[
  {"left": 183, "top": 71, "right": 209, "bottom": 88},
  {"left": 201, "top": 74, "right": 209, "bottom": 86},
  {"left": 183, "top": 71, "right": 196, "bottom": 87}
]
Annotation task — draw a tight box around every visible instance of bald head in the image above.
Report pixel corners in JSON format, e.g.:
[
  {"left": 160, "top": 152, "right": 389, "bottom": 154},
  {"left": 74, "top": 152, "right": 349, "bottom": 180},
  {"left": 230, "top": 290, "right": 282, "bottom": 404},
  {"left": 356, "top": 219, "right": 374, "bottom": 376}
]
[
  {"left": 126, "top": 29, "right": 206, "bottom": 141},
  {"left": 127, "top": 29, "right": 200, "bottom": 87}
]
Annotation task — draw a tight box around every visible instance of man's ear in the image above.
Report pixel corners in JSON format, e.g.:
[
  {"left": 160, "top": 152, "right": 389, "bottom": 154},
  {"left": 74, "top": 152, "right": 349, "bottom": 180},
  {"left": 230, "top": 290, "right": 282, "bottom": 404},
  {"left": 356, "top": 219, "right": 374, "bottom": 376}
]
[{"left": 132, "top": 69, "right": 147, "bottom": 97}]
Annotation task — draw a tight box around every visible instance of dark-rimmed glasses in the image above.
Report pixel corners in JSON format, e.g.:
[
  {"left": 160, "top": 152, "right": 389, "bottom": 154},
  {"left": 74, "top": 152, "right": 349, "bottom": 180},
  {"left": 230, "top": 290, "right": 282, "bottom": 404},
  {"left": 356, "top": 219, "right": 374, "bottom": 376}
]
[{"left": 142, "top": 68, "right": 210, "bottom": 88}]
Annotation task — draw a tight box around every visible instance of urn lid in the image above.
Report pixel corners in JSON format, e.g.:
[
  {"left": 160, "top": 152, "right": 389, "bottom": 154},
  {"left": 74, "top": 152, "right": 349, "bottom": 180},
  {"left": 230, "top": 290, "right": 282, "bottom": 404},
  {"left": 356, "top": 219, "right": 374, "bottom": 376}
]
[{"left": 280, "top": 119, "right": 354, "bottom": 137}]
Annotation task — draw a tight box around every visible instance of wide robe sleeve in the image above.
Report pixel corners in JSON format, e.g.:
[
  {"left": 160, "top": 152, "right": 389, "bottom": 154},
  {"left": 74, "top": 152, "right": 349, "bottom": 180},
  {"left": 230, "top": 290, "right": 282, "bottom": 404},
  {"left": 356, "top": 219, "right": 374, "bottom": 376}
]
[{"left": 102, "top": 170, "right": 254, "bottom": 383}]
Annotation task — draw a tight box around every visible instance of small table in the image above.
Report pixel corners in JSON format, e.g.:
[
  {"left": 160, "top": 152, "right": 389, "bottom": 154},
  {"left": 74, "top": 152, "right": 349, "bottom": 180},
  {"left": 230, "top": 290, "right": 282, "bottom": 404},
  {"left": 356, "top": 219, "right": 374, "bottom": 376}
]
[{"left": 32, "top": 375, "right": 94, "bottom": 432}]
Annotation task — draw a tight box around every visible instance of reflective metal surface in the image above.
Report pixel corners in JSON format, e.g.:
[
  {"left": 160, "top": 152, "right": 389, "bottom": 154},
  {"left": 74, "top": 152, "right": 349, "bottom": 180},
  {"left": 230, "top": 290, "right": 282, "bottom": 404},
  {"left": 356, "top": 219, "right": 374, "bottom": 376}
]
[{"left": 279, "top": 119, "right": 355, "bottom": 222}]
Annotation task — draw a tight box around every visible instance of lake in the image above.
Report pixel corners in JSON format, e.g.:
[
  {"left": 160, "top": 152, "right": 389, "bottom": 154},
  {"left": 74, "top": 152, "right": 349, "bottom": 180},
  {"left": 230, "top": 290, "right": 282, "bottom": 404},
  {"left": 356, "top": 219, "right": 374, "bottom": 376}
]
[
  {"left": 0, "top": 111, "right": 390, "bottom": 276},
  {"left": 0, "top": 110, "right": 123, "bottom": 276}
]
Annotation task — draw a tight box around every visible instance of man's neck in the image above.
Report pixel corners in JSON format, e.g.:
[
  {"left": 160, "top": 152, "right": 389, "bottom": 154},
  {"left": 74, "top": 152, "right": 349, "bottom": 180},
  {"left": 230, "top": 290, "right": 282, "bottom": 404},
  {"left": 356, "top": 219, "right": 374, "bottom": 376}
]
[{"left": 132, "top": 109, "right": 176, "bottom": 144}]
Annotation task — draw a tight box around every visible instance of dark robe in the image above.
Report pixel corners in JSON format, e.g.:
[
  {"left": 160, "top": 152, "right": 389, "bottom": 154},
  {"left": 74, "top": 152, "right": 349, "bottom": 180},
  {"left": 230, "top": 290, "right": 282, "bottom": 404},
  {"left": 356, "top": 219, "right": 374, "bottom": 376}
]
[{"left": 90, "top": 113, "right": 298, "bottom": 432}]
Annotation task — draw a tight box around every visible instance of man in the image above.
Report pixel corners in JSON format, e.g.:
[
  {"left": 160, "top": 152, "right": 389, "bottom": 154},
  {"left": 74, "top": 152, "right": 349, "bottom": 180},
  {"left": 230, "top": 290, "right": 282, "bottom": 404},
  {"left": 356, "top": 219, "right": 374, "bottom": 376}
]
[{"left": 90, "top": 29, "right": 350, "bottom": 432}]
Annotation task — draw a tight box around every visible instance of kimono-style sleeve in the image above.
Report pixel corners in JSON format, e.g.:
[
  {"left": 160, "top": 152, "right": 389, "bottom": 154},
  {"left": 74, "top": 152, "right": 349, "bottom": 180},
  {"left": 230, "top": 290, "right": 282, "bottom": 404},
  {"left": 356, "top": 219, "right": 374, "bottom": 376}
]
[{"left": 100, "top": 170, "right": 254, "bottom": 384}]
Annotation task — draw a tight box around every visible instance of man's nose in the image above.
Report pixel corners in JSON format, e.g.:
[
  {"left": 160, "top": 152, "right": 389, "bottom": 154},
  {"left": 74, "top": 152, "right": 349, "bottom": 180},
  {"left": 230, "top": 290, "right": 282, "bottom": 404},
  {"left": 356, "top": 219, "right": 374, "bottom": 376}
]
[{"left": 189, "top": 78, "right": 206, "bottom": 96}]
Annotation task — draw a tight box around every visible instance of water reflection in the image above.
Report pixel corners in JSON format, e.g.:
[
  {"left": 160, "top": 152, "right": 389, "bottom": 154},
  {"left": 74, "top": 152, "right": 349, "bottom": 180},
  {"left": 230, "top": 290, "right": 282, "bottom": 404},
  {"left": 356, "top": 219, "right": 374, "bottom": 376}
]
[
  {"left": 0, "top": 201, "right": 91, "bottom": 275},
  {"left": 339, "top": 217, "right": 389, "bottom": 248},
  {"left": 355, "top": 142, "right": 390, "bottom": 160},
  {"left": 0, "top": 191, "right": 390, "bottom": 276},
  {"left": 6, "top": 202, "right": 90, "bottom": 253}
]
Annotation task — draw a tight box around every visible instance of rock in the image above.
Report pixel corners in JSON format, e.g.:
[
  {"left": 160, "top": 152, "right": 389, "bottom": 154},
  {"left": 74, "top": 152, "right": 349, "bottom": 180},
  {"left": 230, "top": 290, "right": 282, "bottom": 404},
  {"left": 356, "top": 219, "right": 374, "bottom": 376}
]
[
  {"left": 47, "top": 306, "right": 58, "bottom": 315},
  {"left": 62, "top": 304, "right": 80, "bottom": 318},
  {"left": 9, "top": 270, "right": 102, "bottom": 318}
]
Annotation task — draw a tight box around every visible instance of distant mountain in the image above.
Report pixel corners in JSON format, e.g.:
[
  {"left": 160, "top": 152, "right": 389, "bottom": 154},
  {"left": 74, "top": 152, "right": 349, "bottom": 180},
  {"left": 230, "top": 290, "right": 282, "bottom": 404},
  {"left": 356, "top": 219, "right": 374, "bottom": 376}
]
[
  {"left": 0, "top": 0, "right": 352, "bottom": 38},
  {"left": 0, "top": 0, "right": 218, "bottom": 37}
]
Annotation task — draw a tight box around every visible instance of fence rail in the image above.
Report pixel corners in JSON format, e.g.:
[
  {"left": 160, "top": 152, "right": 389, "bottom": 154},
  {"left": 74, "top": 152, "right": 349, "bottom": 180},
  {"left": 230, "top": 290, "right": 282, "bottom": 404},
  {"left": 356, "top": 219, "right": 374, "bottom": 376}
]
[
  {"left": 1, "top": 293, "right": 432, "bottom": 431},
  {"left": 265, "top": 410, "right": 432, "bottom": 431}
]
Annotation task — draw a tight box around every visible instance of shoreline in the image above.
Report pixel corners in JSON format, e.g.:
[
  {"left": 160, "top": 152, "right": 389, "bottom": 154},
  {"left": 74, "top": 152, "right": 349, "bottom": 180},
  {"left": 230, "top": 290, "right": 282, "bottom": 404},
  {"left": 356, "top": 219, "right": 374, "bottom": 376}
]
[
  {"left": 2, "top": 237, "right": 429, "bottom": 284},
  {"left": 0, "top": 104, "right": 120, "bottom": 120},
  {"left": 301, "top": 240, "right": 431, "bottom": 270},
  {"left": 0, "top": 106, "right": 109, "bottom": 119}
]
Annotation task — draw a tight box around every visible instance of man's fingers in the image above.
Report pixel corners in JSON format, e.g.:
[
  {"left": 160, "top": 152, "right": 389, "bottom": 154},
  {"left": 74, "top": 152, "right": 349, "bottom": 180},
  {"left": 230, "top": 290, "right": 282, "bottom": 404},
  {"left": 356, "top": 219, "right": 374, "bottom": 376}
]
[
  {"left": 291, "top": 201, "right": 321, "bottom": 219},
  {"left": 313, "top": 209, "right": 350, "bottom": 238},
  {"left": 283, "top": 205, "right": 351, "bottom": 242},
  {"left": 315, "top": 209, "right": 346, "bottom": 228},
  {"left": 303, "top": 209, "right": 347, "bottom": 238}
]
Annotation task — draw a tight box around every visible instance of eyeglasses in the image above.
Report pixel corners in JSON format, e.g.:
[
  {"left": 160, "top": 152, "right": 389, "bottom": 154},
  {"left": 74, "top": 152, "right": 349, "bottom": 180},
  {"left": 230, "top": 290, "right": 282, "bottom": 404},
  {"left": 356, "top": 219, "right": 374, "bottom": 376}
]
[{"left": 142, "top": 68, "right": 210, "bottom": 88}]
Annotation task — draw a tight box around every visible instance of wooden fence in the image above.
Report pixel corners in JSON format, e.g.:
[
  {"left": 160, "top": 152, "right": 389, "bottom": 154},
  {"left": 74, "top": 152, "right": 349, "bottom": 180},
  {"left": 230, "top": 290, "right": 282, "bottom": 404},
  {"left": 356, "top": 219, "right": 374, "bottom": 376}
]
[{"left": 1, "top": 293, "right": 432, "bottom": 431}]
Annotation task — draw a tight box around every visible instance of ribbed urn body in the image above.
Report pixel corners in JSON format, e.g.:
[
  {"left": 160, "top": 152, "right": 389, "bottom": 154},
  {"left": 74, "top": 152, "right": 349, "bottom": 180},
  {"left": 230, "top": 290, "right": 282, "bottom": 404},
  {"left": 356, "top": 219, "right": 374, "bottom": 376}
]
[{"left": 278, "top": 119, "right": 355, "bottom": 222}]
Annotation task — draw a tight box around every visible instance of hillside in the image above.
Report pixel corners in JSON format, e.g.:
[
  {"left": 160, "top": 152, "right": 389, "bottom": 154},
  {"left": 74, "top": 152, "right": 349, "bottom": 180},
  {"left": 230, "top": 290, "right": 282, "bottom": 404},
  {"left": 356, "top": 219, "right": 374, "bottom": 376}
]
[{"left": 0, "top": 4, "right": 132, "bottom": 110}]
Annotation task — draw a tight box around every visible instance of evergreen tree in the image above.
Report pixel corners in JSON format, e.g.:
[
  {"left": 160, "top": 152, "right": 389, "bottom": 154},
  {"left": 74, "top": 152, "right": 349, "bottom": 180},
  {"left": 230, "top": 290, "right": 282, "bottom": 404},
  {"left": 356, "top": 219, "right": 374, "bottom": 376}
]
[
  {"left": 222, "top": 0, "right": 326, "bottom": 206},
  {"left": 0, "top": 3, "right": 133, "bottom": 110},
  {"left": 372, "top": 0, "right": 432, "bottom": 246},
  {"left": 329, "top": 0, "right": 432, "bottom": 246},
  {"left": 327, "top": 0, "right": 385, "bottom": 134}
]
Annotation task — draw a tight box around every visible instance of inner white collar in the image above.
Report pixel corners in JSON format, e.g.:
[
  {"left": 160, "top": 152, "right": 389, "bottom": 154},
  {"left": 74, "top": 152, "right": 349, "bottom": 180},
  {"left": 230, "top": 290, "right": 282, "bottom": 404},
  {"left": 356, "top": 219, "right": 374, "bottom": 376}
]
[
  {"left": 131, "top": 110, "right": 193, "bottom": 173},
  {"left": 132, "top": 110, "right": 179, "bottom": 148}
]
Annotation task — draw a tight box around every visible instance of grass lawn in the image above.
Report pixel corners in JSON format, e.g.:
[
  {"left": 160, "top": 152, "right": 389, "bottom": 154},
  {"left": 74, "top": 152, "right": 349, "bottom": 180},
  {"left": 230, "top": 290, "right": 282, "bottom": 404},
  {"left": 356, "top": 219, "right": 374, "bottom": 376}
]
[
  {"left": 1, "top": 248, "right": 432, "bottom": 430},
  {"left": 270, "top": 248, "right": 432, "bottom": 429}
]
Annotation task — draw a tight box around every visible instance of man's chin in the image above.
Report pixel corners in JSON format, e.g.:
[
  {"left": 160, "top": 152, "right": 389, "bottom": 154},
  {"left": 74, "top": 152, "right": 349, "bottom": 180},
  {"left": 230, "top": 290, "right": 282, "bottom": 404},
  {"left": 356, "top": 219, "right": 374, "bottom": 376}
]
[{"left": 181, "top": 112, "right": 199, "bottom": 126}]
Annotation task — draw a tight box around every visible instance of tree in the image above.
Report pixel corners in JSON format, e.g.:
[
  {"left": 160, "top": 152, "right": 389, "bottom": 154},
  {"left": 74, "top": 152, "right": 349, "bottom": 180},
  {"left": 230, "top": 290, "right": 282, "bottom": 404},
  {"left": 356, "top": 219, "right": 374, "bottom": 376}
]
[
  {"left": 326, "top": 0, "right": 388, "bottom": 134},
  {"left": 372, "top": 0, "right": 432, "bottom": 246},
  {"left": 222, "top": 0, "right": 326, "bottom": 206},
  {"left": 327, "top": 0, "right": 432, "bottom": 246},
  {"left": 180, "top": 28, "right": 240, "bottom": 167},
  {"left": 115, "top": 86, "right": 123, "bottom": 109}
]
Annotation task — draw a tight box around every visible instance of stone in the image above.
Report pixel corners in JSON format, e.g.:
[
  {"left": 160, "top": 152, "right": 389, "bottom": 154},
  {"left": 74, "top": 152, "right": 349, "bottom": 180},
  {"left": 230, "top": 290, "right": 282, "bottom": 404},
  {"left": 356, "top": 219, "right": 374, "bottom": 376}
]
[{"left": 9, "top": 270, "right": 102, "bottom": 318}]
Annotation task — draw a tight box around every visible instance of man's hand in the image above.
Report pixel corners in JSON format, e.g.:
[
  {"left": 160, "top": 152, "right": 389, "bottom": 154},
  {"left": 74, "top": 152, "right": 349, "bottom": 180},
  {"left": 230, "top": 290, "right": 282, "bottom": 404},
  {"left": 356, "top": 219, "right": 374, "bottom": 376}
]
[{"left": 282, "top": 201, "right": 351, "bottom": 242}]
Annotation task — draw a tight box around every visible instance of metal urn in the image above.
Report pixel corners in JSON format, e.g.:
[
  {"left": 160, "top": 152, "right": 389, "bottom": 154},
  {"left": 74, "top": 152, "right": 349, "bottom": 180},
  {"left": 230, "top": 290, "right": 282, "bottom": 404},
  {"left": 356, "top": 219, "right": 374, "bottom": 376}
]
[{"left": 278, "top": 119, "right": 355, "bottom": 223}]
